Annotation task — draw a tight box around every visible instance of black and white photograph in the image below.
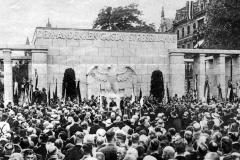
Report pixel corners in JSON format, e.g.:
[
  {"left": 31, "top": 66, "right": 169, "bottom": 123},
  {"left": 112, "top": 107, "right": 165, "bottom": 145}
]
[{"left": 0, "top": 0, "right": 240, "bottom": 160}]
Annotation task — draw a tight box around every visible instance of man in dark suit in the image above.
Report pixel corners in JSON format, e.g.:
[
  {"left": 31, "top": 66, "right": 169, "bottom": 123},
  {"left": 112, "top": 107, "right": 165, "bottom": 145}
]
[
  {"left": 120, "top": 97, "right": 125, "bottom": 116},
  {"left": 89, "top": 118, "right": 101, "bottom": 134},
  {"left": 69, "top": 116, "right": 83, "bottom": 137},
  {"left": 64, "top": 131, "right": 84, "bottom": 160},
  {"left": 34, "top": 133, "right": 49, "bottom": 160}
]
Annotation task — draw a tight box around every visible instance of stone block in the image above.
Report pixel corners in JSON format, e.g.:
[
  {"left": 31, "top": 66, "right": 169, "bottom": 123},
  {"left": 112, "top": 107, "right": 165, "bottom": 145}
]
[
  {"left": 80, "top": 40, "right": 94, "bottom": 47},
  {"left": 141, "top": 75, "right": 151, "bottom": 83},
  {"left": 48, "top": 47, "right": 60, "bottom": 56},
  {"left": 130, "top": 57, "right": 141, "bottom": 64},
  {"left": 153, "top": 57, "right": 164, "bottom": 64},
  {"left": 104, "top": 41, "right": 117, "bottom": 48},
  {"left": 52, "top": 39, "right": 67, "bottom": 47},
  {"left": 48, "top": 64, "right": 60, "bottom": 74},
  {"left": 99, "top": 48, "right": 112, "bottom": 57},
  {"left": 158, "top": 49, "right": 169, "bottom": 57},
  {"left": 92, "top": 40, "right": 105, "bottom": 48},
  {"left": 112, "top": 48, "right": 124, "bottom": 57},
  {"left": 74, "top": 65, "right": 87, "bottom": 75},
  {"left": 104, "top": 57, "right": 118, "bottom": 64},
  {"left": 137, "top": 76, "right": 142, "bottom": 83},
  {"left": 118, "top": 57, "right": 130, "bottom": 64},
  {"left": 147, "top": 65, "right": 159, "bottom": 74},
  {"left": 136, "top": 65, "right": 148, "bottom": 75},
  {"left": 164, "top": 57, "right": 170, "bottom": 65},
  {"left": 79, "top": 56, "right": 93, "bottom": 64},
  {"left": 32, "top": 52, "right": 47, "bottom": 63},
  {"left": 152, "top": 42, "right": 164, "bottom": 49},
  {"left": 59, "top": 56, "right": 68, "bottom": 64},
  {"left": 117, "top": 41, "right": 129, "bottom": 48},
  {"left": 164, "top": 42, "right": 177, "bottom": 49},
  {"left": 67, "top": 39, "right": 80, "bottom": 47},
  {"left": 140, "top": 82, "right": 148, "bottom": 92},
  {"left": 170, "top": 57, "right": 184, "bottom": 64},
  {"left": 66, "top": 56, "right": 79, "bottom": 65},
  {"left": 93, "top": 56, "right": 105, "bottom": 64},
  {"left": 141, "top": 42, "right": 153, "bottom": 49},
  {"left": 123, "top": 48, "right": 136, "bottom": 57},
  {"left": 72, "top": 47, "right": 85, "bottom": 56},
  {"left": 47, "top": 55, "right": 53, "bottom": 64},
  {"left": 141, "top": 57, "right": 153, "bottom": 64},
  {"left": 129, "top": 42, "right": 141, "bottom": 48},
  {"left": 85, "top": 47, "right": 98, "bottom": 56},
  {"left": 147, "top": 48, "right": 159, "bottom": 57},
  {"left": 32, "top": 64, "right": 47, "bottom": 74},
  {"left": 136, "top": 48, "right": 148, "bottom": 57},
  {"left": 59, "top": 47, "right": 73, "bottom": 56}
]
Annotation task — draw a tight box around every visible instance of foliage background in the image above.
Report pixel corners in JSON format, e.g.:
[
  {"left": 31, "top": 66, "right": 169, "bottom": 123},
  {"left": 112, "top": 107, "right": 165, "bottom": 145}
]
[{"left": 150, "top": 70, "right": 164, "bottom": 102}]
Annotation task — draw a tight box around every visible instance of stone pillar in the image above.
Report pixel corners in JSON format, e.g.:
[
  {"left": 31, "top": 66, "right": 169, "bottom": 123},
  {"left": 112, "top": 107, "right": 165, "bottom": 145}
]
[
  {"left": 193, "top": 54, "right": 205, "bottom": 100},
  {"left": 31, "top": 50, "right": 48, "bottom": 90},
  {"left": 232, "top": 55, "right": 240, "bottom": 84},
  {"left": 213, "top": 54, "right": 226, "bottom": 98},
  {"left": 28, "top": 61, "right": 32, "bottom": 81},
  {"left": 3, "top": 50, "right": 13, "bottom": 106},
  {"left": 169, "top": 53, "right": 185, "bottom": 97}
]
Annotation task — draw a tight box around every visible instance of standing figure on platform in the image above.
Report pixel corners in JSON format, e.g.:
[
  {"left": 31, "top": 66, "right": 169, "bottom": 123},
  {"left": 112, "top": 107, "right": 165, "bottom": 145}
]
[
  {"left": 109, "top": 99, "right": 117, "bottom": 111},
  {"left": 227, "top": 79, "right": 234, "bottom": 102},
  {"left": 193, "top": 75, "right": 198, "bottom": 100},
  {"left": 120, "top": 97, "right": 124, "bottom": 116},
  {"left": 204, "top": 77, "right": 210, "bottom": 104},
  {"left": 236, "top": 82, "right": 239, "bottom": 101},
  {"left": 217, "top": 83, "right": 223, "bottom": 102}
]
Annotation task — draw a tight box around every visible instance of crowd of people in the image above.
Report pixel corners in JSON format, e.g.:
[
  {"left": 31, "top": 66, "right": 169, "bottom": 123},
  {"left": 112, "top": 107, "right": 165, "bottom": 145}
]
[{"left": 0, "top": 91, "right": 240, "bottom": 160}]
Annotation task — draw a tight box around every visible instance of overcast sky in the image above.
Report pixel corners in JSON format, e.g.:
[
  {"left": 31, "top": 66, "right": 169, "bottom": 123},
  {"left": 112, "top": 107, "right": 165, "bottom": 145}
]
[{"left": 0, "top": 0, "right": 187, "bottom": 45}]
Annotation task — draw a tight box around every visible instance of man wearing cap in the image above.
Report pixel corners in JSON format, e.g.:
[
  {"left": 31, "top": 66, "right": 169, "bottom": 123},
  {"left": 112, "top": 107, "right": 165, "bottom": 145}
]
[
  {"left": 64, "top": 131, "right": 84, "bottom": 160},
  {"left": 98, "top": 128, "right": 118, "bottom": 160}
]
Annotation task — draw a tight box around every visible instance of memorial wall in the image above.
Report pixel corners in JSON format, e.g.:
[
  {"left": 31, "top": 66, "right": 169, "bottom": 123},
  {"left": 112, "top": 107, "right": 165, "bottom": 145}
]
[{"left": 32, "top": 27, "right": 177, "bottom": 99}]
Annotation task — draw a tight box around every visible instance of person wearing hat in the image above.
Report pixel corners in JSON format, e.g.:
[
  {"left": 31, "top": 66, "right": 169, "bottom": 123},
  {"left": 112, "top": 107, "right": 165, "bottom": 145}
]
[
  {"left": 89, "top": 118, "right": 101, "bottom": 134},
  {"left": 121, "top": 115, "right": 131, "bottom": 134},
  {"left": 135, "top": 117, "right": 149, "bottom": 135},
  {"left": 98, "top": 128, "right": 118, "bottom": 160},
  {"left": 34, "top": 133, "right": 49, "bottom": 160},
  {"left": 41, "top": 88, "right": 47, "bottom": 104},
  {"left": 64, "top": 131, "right": 84, "bottom": 160},
  {"left": 182, "top": 111, "right": 191, "bottom": 130}
]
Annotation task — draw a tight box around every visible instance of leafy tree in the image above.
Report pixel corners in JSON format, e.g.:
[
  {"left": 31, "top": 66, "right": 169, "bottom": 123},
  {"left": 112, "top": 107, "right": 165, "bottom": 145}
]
[
  {"left": 62, "top": 68, "right": 77, "bottom": 101},
  {"left": 93, "top": 3, "right": 155, "bottom": 32},
  {"left": 150, "top": 70, "right": 164, "bottom": 102},
  {"left": 204, "top": 0, "right": 240, "bottom": 49}
]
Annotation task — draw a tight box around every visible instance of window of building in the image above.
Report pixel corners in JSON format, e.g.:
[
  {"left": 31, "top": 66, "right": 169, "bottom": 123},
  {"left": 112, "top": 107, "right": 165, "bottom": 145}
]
[
  {"left": 193, "top": 23, "right": 196, "bottom": 30},
  {"left": 198, "top": 19, "right": 204, "bottom": 29},
  {"left": 177, "top": 30, "right": 179, "bottom": 40},
  {"left": 187, "top": 26, "right": 190, "bottom": 35},
  {"left": 201, "top": 3, "right": 204, "bottom": 11},
  {"left": 193, "top": 41, "right": 197, "bottom": 48},
  {"left": 182, "top": 27, "right": 184, "bottom": 38},
  {"left": 182, "top": 45, "right": 185, "bottom": 48},
  {"left": 187, "top": 43, "right": 191, "bottom": 49}
]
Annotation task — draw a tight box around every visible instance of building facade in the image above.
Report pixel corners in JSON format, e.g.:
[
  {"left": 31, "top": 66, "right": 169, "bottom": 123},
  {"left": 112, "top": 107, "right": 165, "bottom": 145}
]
[{"left": 172, "top": 0, "right": 210, "bottom": 49}]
